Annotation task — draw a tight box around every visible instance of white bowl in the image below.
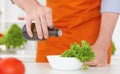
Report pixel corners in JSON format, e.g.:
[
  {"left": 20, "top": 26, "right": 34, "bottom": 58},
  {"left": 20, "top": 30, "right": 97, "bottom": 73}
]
[{"left": 47, "top": 55, "right": 82, "bottom": 70}]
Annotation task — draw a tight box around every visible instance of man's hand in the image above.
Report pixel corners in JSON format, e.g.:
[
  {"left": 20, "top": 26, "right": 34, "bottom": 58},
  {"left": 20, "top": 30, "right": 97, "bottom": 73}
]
[
  {"left": 13, "top": 0, "right": 53, "bottom": 39},
  {"left": 88, "top": 45, "right": 108, "bottom": 67},
  {"left": 84, "top": 44, "right": 108, "bottom": 67},
  {"left": 26, "top": 6, "right": 53, "bottom": 39}
]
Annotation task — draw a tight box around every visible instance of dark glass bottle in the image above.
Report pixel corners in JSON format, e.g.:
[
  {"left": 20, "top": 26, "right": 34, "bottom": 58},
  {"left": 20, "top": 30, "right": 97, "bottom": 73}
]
[{"left": 22, "top": 23, "right": 62, "bottom": 41}]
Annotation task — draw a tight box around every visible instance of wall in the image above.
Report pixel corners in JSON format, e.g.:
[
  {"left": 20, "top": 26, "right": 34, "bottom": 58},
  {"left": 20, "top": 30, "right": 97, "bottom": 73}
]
[{"left": 112, "top": 16, "right": 120, "bottom": 57}]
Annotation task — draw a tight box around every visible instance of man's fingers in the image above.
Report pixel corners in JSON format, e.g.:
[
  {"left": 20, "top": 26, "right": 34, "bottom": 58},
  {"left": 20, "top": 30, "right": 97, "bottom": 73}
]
[
  {"left": 34, "top": 17, "right": 43, "bottom": 39},
  {"left": 84, "top": 60, "right": 98, "bottom": 67},
  {"left": 96, "top": 61, "right": 107, "bottom": 67},
  {"left": 88, "top": 60, "right": 106, "bottom": 67},
  {"left": 97, "top": 64, "right": 106, "bottom": 67},
  {"left": 84, "top": 62, "right": 90, "bottom": 65},
  {"left": 45, "top": 7, "right": 53, "bottom": 28},
  {"left": 40, "top": 14, "right": 49, "bottom": 39},
  {"left": 26, "top": 18, "right": 33, "bottom": 37},
  {"left": 25, "top": 6, "right": 53, "bottom": 39},
  {"left": 89, "top": 60, "right": 98, "bottom": 66}
]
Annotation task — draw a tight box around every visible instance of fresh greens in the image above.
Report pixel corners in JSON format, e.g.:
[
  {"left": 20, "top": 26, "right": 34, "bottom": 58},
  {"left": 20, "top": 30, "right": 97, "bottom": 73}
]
[
  {"left": 83, "top": 64, "right": 89, "bottom": 70},
  {"left": 61, "top": 40, "right": 95, "bottom": 70},
  {"left": 0, "top": 23, "right": 27, "bottom": 49},
  {"left": 112, "top": 41, "right": 116, "bottom": 55}
]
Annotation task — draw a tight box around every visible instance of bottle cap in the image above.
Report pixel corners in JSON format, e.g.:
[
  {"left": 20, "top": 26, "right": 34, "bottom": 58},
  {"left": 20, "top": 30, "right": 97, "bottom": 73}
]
[{"left": 58, "top": 29, "right": 62, "bottom": 37}]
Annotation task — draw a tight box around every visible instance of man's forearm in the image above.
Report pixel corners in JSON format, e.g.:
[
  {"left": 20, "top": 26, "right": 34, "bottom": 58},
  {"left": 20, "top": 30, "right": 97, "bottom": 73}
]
[
  {"left": 95, "top": 13, "right": 119, "bottom": 51},
  {"left": 12, "top": 0, "right": 40, "bottom": 12}
]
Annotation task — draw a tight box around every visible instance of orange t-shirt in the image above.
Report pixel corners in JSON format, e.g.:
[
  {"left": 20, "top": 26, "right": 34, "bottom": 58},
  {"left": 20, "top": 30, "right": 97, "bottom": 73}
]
[{"left": 36, "top": 0, "right": 112, "bottom": 64}]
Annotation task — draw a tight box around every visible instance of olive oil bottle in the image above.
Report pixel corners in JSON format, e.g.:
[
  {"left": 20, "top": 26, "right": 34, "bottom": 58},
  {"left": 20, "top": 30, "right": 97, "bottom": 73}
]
[{"left": 22, "top": 23, "right": 62, "bottom": 41}]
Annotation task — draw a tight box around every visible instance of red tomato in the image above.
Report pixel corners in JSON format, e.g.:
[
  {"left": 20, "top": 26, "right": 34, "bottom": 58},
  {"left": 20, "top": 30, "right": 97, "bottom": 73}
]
[
  {"left": 0, "top": 58, "right": 25, "bottom": 74},
  {"left": 0, "top": 33, "right": 3, "bottom": 37}
]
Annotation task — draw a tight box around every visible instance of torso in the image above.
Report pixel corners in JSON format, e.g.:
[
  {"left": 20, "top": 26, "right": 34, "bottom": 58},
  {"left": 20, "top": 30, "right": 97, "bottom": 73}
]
[{"left": 36, "top": 0, "right": 102, "bottom": 62}]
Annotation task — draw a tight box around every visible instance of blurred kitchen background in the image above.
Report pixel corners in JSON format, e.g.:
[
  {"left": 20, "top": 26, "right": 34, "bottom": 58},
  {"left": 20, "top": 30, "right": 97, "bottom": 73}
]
[{"left": 0, "top": 0, "right": 120, "bottom": 62}]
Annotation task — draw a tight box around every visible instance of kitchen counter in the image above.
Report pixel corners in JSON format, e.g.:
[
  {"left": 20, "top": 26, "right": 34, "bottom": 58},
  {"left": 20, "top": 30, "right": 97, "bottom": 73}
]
[{"left": 24, "top": 58, "right": 120, "bottom": 74}]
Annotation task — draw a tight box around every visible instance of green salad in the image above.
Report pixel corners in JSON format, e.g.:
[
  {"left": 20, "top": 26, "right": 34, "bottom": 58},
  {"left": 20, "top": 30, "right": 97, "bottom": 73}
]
[{"left": 61, "top": 40, "right": 95, "bottom": 70}]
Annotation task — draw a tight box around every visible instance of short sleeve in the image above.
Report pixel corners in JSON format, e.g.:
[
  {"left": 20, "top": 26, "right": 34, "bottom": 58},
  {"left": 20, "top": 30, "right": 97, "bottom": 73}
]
[{"left": 101, "top": 0, "right": 120, "bottom": 14}]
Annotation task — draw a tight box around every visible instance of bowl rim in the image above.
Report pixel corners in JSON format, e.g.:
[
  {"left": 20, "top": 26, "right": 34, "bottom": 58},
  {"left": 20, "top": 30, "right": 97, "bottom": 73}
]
[{"left": 46, "top": 55, "right": 79, "bottom": 59}]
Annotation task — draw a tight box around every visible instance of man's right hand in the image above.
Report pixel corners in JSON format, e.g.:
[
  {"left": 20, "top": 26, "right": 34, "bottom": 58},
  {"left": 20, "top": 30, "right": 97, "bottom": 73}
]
[
  {"left": 26, "top": 6, "right": 53, "bottom": 39},
  {"left": 13, "top": 0, "right": 53, "bottom": 39}
]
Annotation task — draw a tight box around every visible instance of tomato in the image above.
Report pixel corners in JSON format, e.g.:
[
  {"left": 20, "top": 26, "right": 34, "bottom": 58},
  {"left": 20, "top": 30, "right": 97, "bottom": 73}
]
[
  {"left": 0, "top": 58, "right": 25, "bottom": 74},
  {"left": 0, "top": 33, "right": 3, "bottom": 37}
]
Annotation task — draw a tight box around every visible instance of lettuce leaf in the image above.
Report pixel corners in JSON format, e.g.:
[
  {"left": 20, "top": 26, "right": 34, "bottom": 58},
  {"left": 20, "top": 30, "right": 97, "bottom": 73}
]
[{"left": 61, "top": 40, "right": 95, "bottom": 70}]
